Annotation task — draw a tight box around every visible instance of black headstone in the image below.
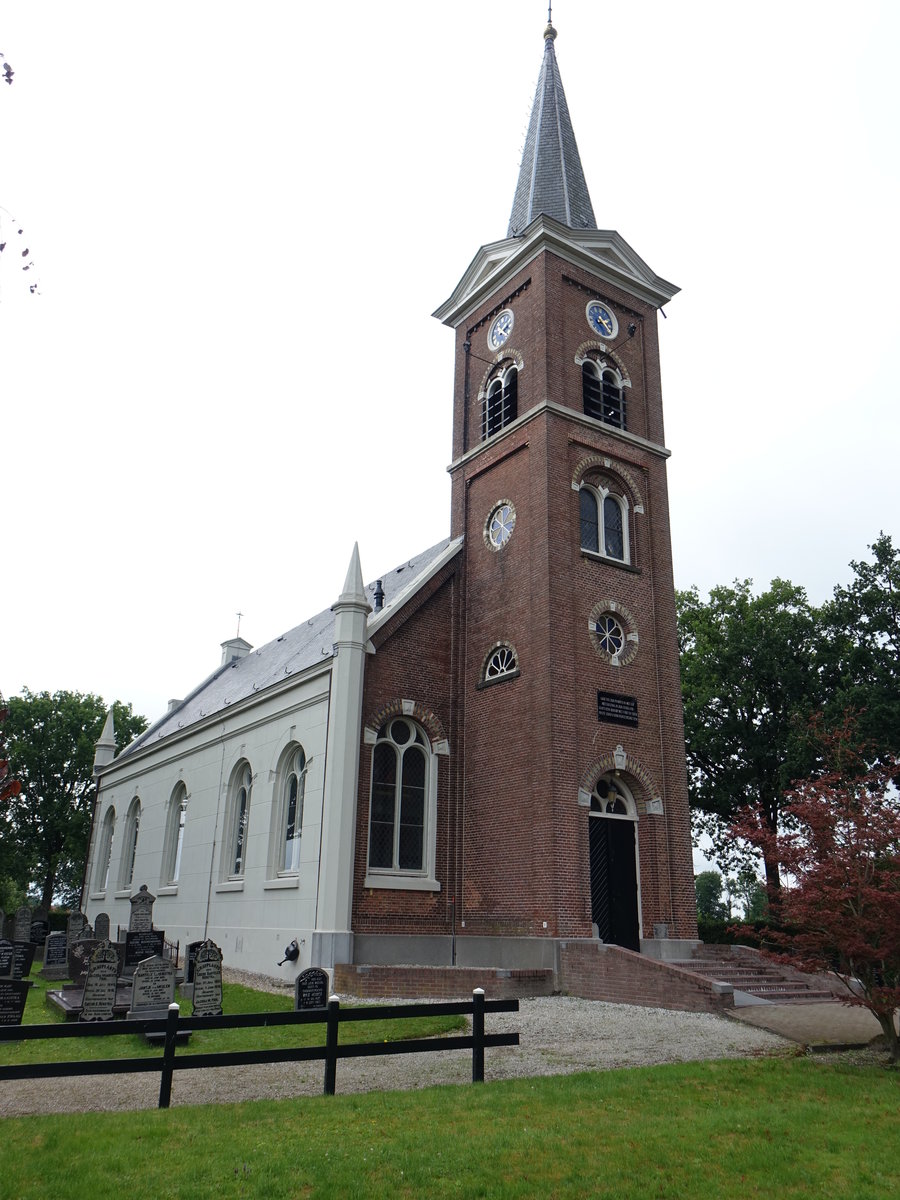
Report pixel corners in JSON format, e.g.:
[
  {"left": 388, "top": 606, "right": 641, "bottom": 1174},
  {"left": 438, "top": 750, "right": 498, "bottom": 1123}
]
[
  {"left": 41, "top": 932, "right": 69, "bottom": 980},
  {"left": 0, "top": 938, "right": 13, "bottom": 977},
  {"left": 191, "top": 941, "right": 223, "bottom": 1017},
  {"left": 0, "top": 978, "right": 30, "bottom": 1026},
  {"left": 11, "top": 943, "right": 35, "bottom": 979},
  {"left": 294, "top": 967, "right": 329, "bottom": 1011},
  {"left": 124, "top": 930, "right": 165, "bottom": 972},
  {"left": 30, "top": 919, "right": 50, "bottom": 946},
  {"left": 185, "top": 940, "right": 204, "bottom": 984}
]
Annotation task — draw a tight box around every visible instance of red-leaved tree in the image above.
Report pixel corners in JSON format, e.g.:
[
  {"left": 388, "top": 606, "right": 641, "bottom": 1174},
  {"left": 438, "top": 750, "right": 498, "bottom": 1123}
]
[{"left": 736, "top": 725, "right": 900, "bottom": 1063}]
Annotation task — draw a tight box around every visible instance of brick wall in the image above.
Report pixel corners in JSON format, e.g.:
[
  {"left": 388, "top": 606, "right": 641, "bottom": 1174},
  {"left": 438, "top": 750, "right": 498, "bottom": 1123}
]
[
  {"left": 334, "top": 963, "right": 555, "bottom": 1000},
  {"left": 558, "top": 942, "right": 733, "bottom": 1014}
]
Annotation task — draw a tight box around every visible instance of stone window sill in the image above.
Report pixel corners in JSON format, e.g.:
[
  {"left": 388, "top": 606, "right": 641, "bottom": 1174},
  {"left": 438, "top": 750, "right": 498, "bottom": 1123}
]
[
  {"left": 263, "top": 875, "right": 300, "bottom": 891},
  {"left": 364, "top": 874, "right": 441, "bottom": 892},
  {"left": 215, "top": 879, "right": 245, "bottom": 893},
  {"left": 157, "top": 885, "right": 178, "bottom": 896}
]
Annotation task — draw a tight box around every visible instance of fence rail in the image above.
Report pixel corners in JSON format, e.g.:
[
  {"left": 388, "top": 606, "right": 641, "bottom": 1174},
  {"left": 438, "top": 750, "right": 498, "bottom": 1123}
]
[{"left": 0, "top": 989, "right": 519, "bottom": 1106}]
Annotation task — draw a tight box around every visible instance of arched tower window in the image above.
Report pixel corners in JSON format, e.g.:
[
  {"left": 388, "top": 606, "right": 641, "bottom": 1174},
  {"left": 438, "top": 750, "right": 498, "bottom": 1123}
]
[
  {"left": 582, "top": 358, "right": 626, "bottom": 429},
  {"left": 579, "top": 483, "right": 630, "bottom": 564},
  {"left": 483, "top": 364, "right": 518, "bottom": 439}
]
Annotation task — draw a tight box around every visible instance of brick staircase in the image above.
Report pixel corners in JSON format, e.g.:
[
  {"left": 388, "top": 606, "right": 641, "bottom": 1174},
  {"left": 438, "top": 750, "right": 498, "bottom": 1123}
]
[{"left": 671, "top": 948, "right": 837, "bottom": 1004}]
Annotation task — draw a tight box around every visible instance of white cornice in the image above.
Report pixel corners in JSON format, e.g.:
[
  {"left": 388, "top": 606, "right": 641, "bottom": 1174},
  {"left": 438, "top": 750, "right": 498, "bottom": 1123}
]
[
  {"left": 447, "top": 400, "right": 670, "bottom": 477},
  {"left": 433, "top": 216, "right": 679, "bottom": 328}
]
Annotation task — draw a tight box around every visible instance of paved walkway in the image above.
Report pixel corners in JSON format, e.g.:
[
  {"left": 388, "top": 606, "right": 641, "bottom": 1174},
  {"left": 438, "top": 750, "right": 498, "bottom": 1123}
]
[{"left": 729, "top": 1001, "right": 887, "bottom": 1048}]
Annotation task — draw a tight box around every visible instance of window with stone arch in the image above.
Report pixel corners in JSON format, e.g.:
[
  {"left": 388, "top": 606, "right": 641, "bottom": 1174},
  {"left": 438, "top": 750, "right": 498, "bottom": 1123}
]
[
  {"left": 162, "top": 782, "right": 187, "bottom": 887},
  {"left": 482, "top": 361, "right": 519, "bottom": 439},
  {"left": 580, "top": 480, "right": 630, "bottom": 564},
  {"left": 268, "top": 743, "right": 307, "bottom": 878},
  {"left": 93, "top": 806, "right": 116, "bottom": 892},
  {"left": 582, "top": 356, "right": 626, "bottom": 428},
  {"left": 222, "top": 760, "right": 253, "bottom": 880},
  {"left": 590, "top": 774, "right": 638, "bottom": 819},
  {"left": 479, "top": 641, "right": 520, "bottom": 687},
  {"left": 118, "top": 797, "right": 141, "bottom": 891},
  {"left": 367, "top": 717, "right": 434, "bottom": 877}
]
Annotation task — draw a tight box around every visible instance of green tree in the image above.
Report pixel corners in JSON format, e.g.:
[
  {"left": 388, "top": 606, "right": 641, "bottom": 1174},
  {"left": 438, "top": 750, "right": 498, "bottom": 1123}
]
[
  {"left": 677, "top": 579, "right": 824, "bottom": 893},
  {"left": 0, "top": 690, "right": 147, "bottom": 908},
  {"left": 694, "top": 870, "right": 729, "bottom": 921},
  {"left": 822, "top": 533, "right": 900, "bottom": 759}
]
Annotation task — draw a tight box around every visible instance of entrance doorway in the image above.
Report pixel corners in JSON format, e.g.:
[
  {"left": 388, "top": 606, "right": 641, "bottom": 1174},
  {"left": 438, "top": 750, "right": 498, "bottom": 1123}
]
[{"left": 588, "top": 777, "right": 640, "bottom": 952}]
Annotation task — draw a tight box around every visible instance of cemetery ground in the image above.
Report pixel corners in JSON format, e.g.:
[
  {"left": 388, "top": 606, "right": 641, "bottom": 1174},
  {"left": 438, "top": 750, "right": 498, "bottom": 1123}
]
[{"left": 1, "top": 972, "right": 898, "bottom": 1198}]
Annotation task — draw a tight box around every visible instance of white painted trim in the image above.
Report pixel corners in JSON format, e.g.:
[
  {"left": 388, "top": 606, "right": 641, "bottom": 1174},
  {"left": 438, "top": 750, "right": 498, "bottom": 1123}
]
[
  {"left": 263, "top": 875, "right": 300, "bottom": 890},
  {"left": 157, "top": 885, "right": 178, "bottom": 896},
  {"left": 215, "top": 880, "right": 244, "bottom": 893},
  {"left": 364, "top": 875, "right": 441, "bottom": 892}
]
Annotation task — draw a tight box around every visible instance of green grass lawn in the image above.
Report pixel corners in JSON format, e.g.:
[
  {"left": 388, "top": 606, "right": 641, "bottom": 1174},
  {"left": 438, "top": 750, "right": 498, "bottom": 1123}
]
[
  {"left": 1, "top": 1057, "right": 897, "bottom": 1199},
  {"left": 0, "top": 971, "right": 467, "bottom": 1064}
]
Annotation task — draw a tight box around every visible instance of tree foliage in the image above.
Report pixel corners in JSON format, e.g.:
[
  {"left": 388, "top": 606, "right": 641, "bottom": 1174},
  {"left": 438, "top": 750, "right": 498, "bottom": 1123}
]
[
  {"left": 736, "top": 722, "right": 900, "bottom": 1062},
  {"left": 822, "top": 533, "right": 900, "bottom": 760},
  {"left": 677, "top": 578, "right": 824, "bottom": 889},
  {"left": 0, "top": 690, "right": 147, "bottom": 908},
  {"left": 694, "top": 870, "right": 728, "bottom": 921}
]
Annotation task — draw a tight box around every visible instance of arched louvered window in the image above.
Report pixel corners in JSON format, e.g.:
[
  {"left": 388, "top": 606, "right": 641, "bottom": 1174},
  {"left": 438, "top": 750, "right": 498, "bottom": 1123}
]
[
  {"left": 601, "top": 370, "right": 625, "bottom": 428},
  {"left": 583, "top": 359, "right": 626, "bottom": 429},
  {"left": 483, "top": 365, "right": 518, "bottom": 439}
]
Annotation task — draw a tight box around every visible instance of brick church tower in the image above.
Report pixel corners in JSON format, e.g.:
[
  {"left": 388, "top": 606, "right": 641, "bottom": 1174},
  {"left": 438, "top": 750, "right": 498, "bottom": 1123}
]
[{"left": 433, "top": 19, "right": 697, "bottom": 956}]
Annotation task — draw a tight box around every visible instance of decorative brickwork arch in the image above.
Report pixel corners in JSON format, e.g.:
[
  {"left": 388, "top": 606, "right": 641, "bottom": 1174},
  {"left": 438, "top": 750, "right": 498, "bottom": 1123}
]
[
  {"left": 588, "top": 599, "right": 639, "bottom": 667},
  {"left": 579, "top": 748, "right": 662, "bottom": 815},
  {"left": 476, "top": 349, "right": 525, "bottom": 402},
  {"left": 574, "top": 341, "right": 632, "bottom": 389},
  {"left": 571, "top": 454, "right": 645, "bottom": 514},
  {"left": 364, "top": 699, "right": 449, "bottom": 755}
]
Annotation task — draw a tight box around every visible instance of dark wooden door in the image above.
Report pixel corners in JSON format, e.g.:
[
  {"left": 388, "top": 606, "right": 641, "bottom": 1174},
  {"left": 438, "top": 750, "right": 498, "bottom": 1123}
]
[{"left": 589, "top": 817, "right": 640, "bottom": 951}]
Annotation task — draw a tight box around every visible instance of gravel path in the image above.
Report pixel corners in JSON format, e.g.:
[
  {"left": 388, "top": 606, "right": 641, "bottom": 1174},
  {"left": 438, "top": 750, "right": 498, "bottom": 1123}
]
[{"left": 0, "top": 981, "right": 788, "bottom": 1117}]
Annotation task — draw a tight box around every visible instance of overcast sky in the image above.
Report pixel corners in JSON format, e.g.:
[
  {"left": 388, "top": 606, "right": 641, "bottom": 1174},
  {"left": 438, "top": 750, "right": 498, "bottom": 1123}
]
[{"left": 3, "top": 0, "right": 898, "bottom": 737}]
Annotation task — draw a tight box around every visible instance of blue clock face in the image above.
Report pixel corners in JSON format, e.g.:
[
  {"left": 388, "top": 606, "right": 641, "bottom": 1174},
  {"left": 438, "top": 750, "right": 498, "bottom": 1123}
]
[
  {"left": 587, "top": 301, "right": 617, "bottom": 339},
  {"left": 488, "top": 309, "right": 514, "bottom": 351}
]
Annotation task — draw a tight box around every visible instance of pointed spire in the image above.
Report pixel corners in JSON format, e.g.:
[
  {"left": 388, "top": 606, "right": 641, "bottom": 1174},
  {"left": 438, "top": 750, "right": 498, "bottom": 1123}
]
[
  {"left": 507, "top": 20, "right": 597, "bottom": 236},
  {"left": 93, "top": 707, "right": 117, "bottom": 775},
  {"left": 337, "top": 542, "right": 368, "bottom": 607}
]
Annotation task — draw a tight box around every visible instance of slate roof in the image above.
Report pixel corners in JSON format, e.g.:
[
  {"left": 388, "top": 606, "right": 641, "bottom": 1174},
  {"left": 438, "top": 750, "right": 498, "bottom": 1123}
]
[
  {"left": 118, "top": 537, "right": 461, "bottom": 762},
  {"left": 507, "top": 23, "right": 596, "bottom": 236}
]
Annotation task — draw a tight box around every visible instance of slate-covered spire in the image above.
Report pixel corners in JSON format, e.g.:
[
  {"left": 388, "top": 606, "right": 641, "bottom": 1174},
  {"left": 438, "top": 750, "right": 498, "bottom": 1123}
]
[{"left": 507, "top": 21, "right": 597, "bottom": 236}]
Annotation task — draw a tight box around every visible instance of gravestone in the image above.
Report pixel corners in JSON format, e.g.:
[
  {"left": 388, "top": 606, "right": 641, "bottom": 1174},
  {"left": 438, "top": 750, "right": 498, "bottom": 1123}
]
[
  {"left": 191, "top": 940, "right": 223, "bottom": 1017},
  {"left": 0, "top": 910, "right": 5, "bottom": 938},
  {"left": 66, "top": 911, "right": 86, "bottom": 950},
  {"left": 10, "top": 942, "right": 36, "bottom": 979},
  {"left": 79, "top": 942, "right": 120, "bottom": 1021},
  {"left": 94, "top": 912, "right": 111, "bottom": 942},
  {"left": 0, "top": 938, "right": 13, "bottom": 977},
  {"left": 40, "top": 931, "right": 69, "bottom": 980},
  {"left": 0, "top": 978, "right": 30, "bottom": 1026},
  {"left": 13, "top": 905, "right": 32, "bottom": 944},
  {"left": 185, "top": 940, "right": 204, "bottom": 985},
  {"left": 124, "top": 929, "right": 165, "bottom": 976},
  {"left": 30, "top": 907, "right": 50, "bottom": 947},
  {"left": 294, "top": 967, "right": 329, "bottom": 1011},
  {"left": 128, "top": 954, "right": 176, "bottom": 1020},
  {"left": 129, "top": 885, "right": 155, "bottom": 933},
  {"left": 68, "top": 937, "right": 99, "bottom": 984}
]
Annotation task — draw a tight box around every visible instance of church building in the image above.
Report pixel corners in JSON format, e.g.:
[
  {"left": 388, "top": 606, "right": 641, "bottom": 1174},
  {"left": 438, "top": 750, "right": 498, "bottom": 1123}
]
[{"left": 83, "top": 19, "right": 699, "bottom": 986}]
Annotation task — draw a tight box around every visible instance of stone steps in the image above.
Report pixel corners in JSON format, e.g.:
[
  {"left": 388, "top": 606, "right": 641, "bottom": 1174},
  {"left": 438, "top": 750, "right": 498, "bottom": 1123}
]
[{"left": 669, "top": 956, "right": 836, "bottom": 1004}]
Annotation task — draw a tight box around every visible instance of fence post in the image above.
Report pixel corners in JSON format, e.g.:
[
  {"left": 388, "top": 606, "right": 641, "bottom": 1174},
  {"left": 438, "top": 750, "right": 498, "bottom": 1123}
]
[
  {"left": 472, "top": 988, "right": 485, "bottom": 1083},
  {"left": 323, "top": 996, "right": 340, "bottom": 1096},
  {"left": 158, "top": 1002, "right": 180, "bottom": 1109}
]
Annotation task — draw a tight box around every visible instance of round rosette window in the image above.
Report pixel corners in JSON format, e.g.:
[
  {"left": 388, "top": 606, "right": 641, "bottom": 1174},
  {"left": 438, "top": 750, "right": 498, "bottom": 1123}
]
[
  {"left": 588, "top": 600, "right": 639, "bottom": 666},
  {"left": 484, "top": 499, "right": 516, "bottom": 552}
]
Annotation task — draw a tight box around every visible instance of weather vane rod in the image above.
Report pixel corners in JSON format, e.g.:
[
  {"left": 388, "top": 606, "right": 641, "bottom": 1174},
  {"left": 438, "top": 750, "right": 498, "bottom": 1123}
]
[{"left": 236, "top": 611, "right": 243, "bottom": 638}]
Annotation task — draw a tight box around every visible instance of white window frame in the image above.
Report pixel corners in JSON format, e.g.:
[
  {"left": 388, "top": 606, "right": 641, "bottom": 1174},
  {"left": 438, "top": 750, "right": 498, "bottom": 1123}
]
[
  {"left": 580, "top": 484, "right": 630, "bottom": 564},
  {"left": 221, "top": 760, "right": 253, "bottom": 882},
  {"left": 267, "top": 743, "right": 307, "bottom": 881},
  {"left": 92, "top": 806, "right": 116, "bottom": 895},
  {"left": 364, "top": 717, "right": 439, "bottom": 892},
  {"left": 117, "top": 796, "right": 141, "bottom": 892},
  {"left": 161, "top": 782, "right": 187, "bottom": 889}
]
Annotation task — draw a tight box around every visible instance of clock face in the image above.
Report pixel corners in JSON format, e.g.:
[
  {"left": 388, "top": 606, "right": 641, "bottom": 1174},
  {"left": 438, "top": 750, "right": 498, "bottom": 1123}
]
[
  {"left": 488, "top": 309, "right": 514, "bottom": 351},
  {"left": 586, "top": 301, "right": 618, "bottom": 339}
]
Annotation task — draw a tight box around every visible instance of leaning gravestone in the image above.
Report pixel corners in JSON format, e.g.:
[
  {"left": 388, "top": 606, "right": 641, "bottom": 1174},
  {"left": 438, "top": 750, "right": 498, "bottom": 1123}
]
[
  {"left": 94, "top": 912, "right": 111, "bottom": 943},
  {"left": 79, "top": 942, "right": 120, "bottom": 1022},
  {"left": 294, "top": 967, "right": 329, "bottom": 1012},
  {"left": 0, "top": 978, "right": 30, "bottom": 1026},
  {"left": 129, "top": 885, "right": 156, "bottom": 933},
  {"left": 127, "top": 954, "right": 176, "bottom": 1020},
  {"left": 40, "top": 931, "right": 69, "bottom": 980},
  {"left": 10, "top": 942, "right": 36, "bottom": 980},
  {"left": 191, "top": 940, "right": 223, "bottom": 1017},
  {"left": 66, "top": 911, "right": 86, "bottom": 951},
  {"left": 68, "top": 936, "right": 99, "bottom": 984},
  {"left": 13, "top": 905, "right": 32, "bottom": 944},
  {"left": 0, "top": 938, "right": 14, "bottom": 978}
]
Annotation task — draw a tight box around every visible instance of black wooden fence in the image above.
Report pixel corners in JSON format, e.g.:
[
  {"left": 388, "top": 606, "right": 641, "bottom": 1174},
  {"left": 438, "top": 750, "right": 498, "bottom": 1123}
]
[{"left": 0, "top": 989, "right": 519, "bottom": 1107}]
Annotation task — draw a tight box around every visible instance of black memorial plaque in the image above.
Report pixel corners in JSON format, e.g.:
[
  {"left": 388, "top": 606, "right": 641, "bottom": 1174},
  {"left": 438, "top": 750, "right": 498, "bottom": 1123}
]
[
  {"left": 124, "top": 930, "right": 165, "bottom": 971},
  {"left": 0, "top": 978, "right": 30, "bottom": 1026},
  {"left": 294, "top": 967, "right": 329, "bottom": 1011},
  {"left": 11, "top": 942, "right": 36, "bottom": 979},
  {"left": 597, "top": 690, "right": 639, "bottom": 728}
]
